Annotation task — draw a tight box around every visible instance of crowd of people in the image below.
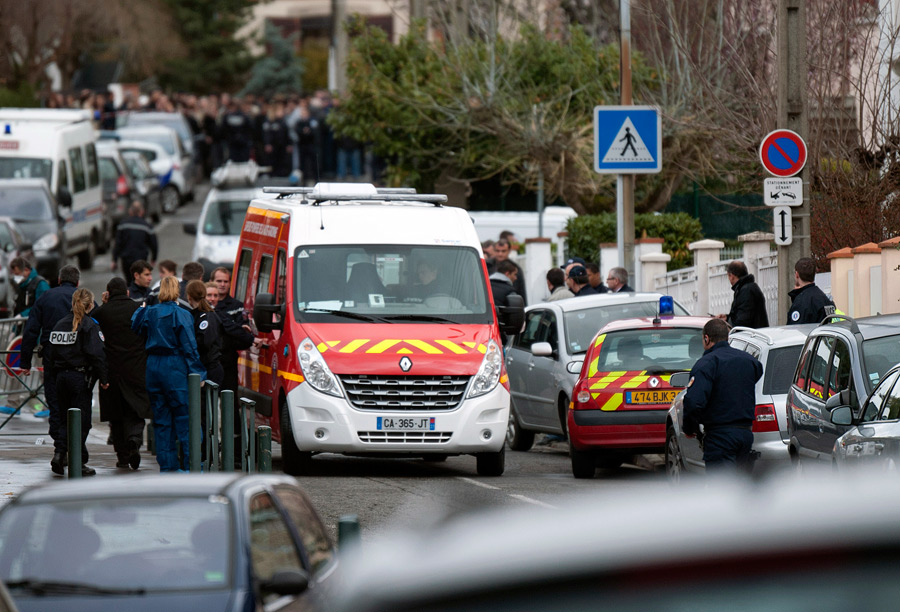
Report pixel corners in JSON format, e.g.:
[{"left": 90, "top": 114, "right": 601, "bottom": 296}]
[{"left": 45, "top": 87, "right": 380, "bottom": 185}]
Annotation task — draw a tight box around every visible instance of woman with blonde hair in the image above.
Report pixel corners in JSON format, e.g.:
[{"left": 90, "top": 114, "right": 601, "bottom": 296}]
[
  {"left": 47, "top": 288, "right": 108, "bottom": 477},
  {"left": 204, "top": 281, "right": 220, "bottom": 309},
  {"left": 132, "top": 275, "right": 206, "bottom": 472}
]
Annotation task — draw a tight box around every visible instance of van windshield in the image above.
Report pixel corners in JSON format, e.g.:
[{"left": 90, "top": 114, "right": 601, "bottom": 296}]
[
  {"left": 203, "top": 199, "right": 251, "bottom": 236},
  {"left": 295, "top": 245, "right": 491, "bottom": 324},
  {"left": 0, "top": 158, "right": 52, "bottom": 183},
  {"left": 0, "top": 186, "right": 54, "bottom": 220}
]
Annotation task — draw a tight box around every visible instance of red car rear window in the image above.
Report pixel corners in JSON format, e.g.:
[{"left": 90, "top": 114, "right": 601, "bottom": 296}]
[{"left": 588, "top": 328, "right": 703, "bottom": 375}]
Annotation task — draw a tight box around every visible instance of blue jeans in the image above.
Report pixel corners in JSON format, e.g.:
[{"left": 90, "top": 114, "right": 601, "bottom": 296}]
[{"left": 146, "top": 354, "right": 190, "bottom": 472}]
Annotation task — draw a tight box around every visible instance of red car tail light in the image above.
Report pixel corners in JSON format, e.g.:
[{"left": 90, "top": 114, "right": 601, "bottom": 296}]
[
  {"left": 116, "top": 175, "right": 129, "bottom": 196},
  {"left": 752, "top": 403, "right": 779, "bottom": 433}
]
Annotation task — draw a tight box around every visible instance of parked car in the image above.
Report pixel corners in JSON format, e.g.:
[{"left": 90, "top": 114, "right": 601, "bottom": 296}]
[
  {"left": 121, "top": 150, "right": 163, "bottom": 223},
  {"left": 567, "top": 314, "right": 709, "bottom": 478},
  {"left": 505, "top": 293, "right": 690, "bottom": 451},
  {"left": 111, "top": 125, "right": 194, "bottom": 206},
  {"left": 831, "top": 362, "right": 900, "bottom": 470},
  {"left": 0, "top": 216, "right": 31, "bottom": 317},
  {"left": 786, "top": 314, "right": 900, "bottom": 467},
  {"left": 0, "top": 474, "right": 339, "bottom": 612},
  {"left": 665, "top": 324, "right": 815, "bottom": 480},
  {"left": 116, "top": 111, "right": 199, "bottom": 164},
  {"left": 95, "top": 140, "right": 135, "bottom": 251},
  {"left": 0, "top": 179, "right": 65, "bottom": 282},
  {"left": 327, "top": 472, "right": 900, "bottom": 612},
  {"left": 111, "top": 138, "right": 182, "bottom": 214}
]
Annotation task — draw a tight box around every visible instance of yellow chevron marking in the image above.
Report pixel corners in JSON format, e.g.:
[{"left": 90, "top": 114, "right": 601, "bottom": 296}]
[
  {"left": 477, "top": 344, "right": 487, "bottom": 354},
  {"left": 434, "top": 340, "right": 468, "bottom": 354},
  {"left": 367, "top": 339, "right": 401, "bottom": 353},
  {"left": 462, "top": 341, "right": 477, "bottom": 349},
  {"left": 593, "top": 333, "right": 607, "bottom": 348},
  {"left": 590, "top": 381, "right": 610, "bottom": 391},
  {"left": 278, "top": 370, "right": 304, "bottom": 383},
  {"left": 340, "top": 339, "right": 370, "bottom": 353},
  {"left": 405, "top": 339, "right": 443, "bottom": 354},
  {"left": 238, "top": 358, "right": 272, "bottom": 374},
  {"left": 620, "top": 375, "right": 650, "bottom": 389},
  {"left": 601, "top": 394, "right": 623, "bottom": 411},
  {"left": 397, "top": 348, "right": 413, "bottom": 354},
  {"left": 317, "top": 343, "right": 328, "bottom": 353},
  {"left": 588, "top": 357, "right": 600, "bottom": 378}
]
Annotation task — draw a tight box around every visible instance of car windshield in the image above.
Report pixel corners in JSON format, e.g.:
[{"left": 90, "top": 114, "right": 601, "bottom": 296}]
[
  {"left": 119, "top": 147, "right": 158, "bottom": 163},
  {"left": 203, "top": 198, "right": 251, "bottom": 236},
  {"left": 591, "top": 327, "right": 703, "bottom": 373},
  {"left": 0, "top": 496, "right": 232, "bottom": 592},
  {"left": 564, "top": 301, "right": 689, "bottom": 355},
  {"left": 123, "top": 156, "right": 150, "bottom": 179},
  {"left": 0, "top": 186, "right": 53, "bottom": 220},
  {"left": 295, "top": 245, "right": 491, "bottom": 324},
  {"left": 862, "top": 334, "right": 900, "bottom": 392},
  {"left": 118, "top": 130, "right": 176, "bottom": 156},
  {"left": 0, "top": 157, "right": 52, "bottom": 183},
  {"left": 126, "top": 115, "right": 190, "bottom": 143}
]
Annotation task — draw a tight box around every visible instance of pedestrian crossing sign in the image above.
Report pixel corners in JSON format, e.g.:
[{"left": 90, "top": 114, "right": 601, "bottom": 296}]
[{"left": 594, "top": 106, "right": 662, "bottom": 174}]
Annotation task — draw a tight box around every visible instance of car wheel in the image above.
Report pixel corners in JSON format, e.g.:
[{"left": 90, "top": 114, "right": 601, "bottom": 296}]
[
  {"left": 422, "top": 454, "right": 448, "bottom": 462},
  {"left": 161, "top": 185, "right": 179, "bottom": 214},
  {"left": 666, "top": 426, "right": 685, "bottom": 483},
  {"left": 506, "top": 402, "right": 535, "bottom": 451},
  {"left": 476, "top": 446, "right": 505, "bottom": 476},
  {"left": 558, "top": 394, "right": 569, "bottom": 439},
  {"left": 570, "top": 447, "right": 595, "bottom": 479},
  {"left": 77, "top": 234, "right": 96, "bottom": 270},
  {"left": 279, "top": 398, "right": 312, "bottom": 476}
]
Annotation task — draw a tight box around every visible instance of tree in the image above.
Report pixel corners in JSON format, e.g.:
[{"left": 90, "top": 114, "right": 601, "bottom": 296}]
[{"left": 241, "top": 21, "right": 304, "bottom": 98}]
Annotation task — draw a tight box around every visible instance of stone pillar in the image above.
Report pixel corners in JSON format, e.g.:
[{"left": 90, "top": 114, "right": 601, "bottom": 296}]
[
  {"left": 524, "top": 237, "right": 552, "bottom": 303},
  {"left": 739, "top": 231, "right": 775, "bottom": 277},
  {"left": 640, "top": 252, "right": 671, "bottom": 292},
  {"left": 599, "top": 242, "right": 619, "bottom": 277},
  {"left": 878, "top": 237, "right": 900, "bottom": 315},
  {"left": 851, "top": 242, "right": 881, "bottom": 317},
  {"left": 555, "top": 231, "right": 568, "bottom": 268},
  {"left": 634, "top": 237, "right": 664, "bottom": 291},
  {"left": 689, "top": 238, "right": 725, "bottom": 317},
  {"left": 827, "top": 247, "right": 854, "bottom": 316}
]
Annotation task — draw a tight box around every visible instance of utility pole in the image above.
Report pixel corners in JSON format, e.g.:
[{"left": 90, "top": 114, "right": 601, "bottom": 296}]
[
  {"left": 410, "top": 0, "right": 426, "bottom": 22},
  {"left": 618, "top": 0, "right": 635, "bottom": 284},
  {"left": 330, "top": 0, "right": 348, "bottom": 94},
  {"left": 776, "top": 0, "right": 808, "bottom": 321}
]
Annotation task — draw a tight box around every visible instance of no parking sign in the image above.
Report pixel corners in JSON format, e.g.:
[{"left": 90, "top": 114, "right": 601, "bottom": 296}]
[{"left": 759, "top": 129, "right": 807, "bottom": 178}]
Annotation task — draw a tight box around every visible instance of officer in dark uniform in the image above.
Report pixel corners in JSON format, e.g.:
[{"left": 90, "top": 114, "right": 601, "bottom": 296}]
[
  {"left": 221, "top": 100, "right": 253, "bottom": 163},
  {"left": 185, "top": 279, "right": 224, "bottom": 386},
  {"left": 683, "top": 318, "right": 763, "bottom": 472},
  {"left": 787, "top": 256, "right": 835, "bottom": 325},
  {"left": 211, "top": 266, "right": 254, "bottom": 395},
  {"left": 112, "top": 201, "right": 158, "bottom": 280},
  {"left": 128, "top": 260, "right": 153, "bottom": 304},
  {"left": 262, "top": 102, "right": 293, "bottom": 177},
  {"left": 20, "top": 265, "right": 82, "bottom": 475},
  {"left": 46, "top": 288, "right": 108, "bottom": 477},
  {"left": 10, "top": 257, "right": 49, "bottom": 318}
]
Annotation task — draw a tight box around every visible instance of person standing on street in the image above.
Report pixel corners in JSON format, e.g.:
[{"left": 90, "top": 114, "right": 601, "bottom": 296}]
[
  {"left": 492, "top": 239, "right": 527, "bottom": 305},
  {"left": 93, "top": 277, "right": 150, "bottom": 471},
  {"left": 567, "top": 265, "right": 599, "bottom": 297},
  {"left": 545, "top": 268, "right": 574, "bottom": 302},
  {"left": 585, "top": 263, "right": 609, "bottom": 294},
  {"left": 186, "top": 280, "right": 224, "bottom": 387},
  {"left": 683, "top": 318, "right": 763, "bottom": 472},
  {"left": 9, "top": 257, "right": 49, "bottom": 318},
  {"left": 605, "top": 267, "right": 635, "bottom": 293},
  {"left": 112, "top": 201, "right": 158, "bottom": 280},
  {"left": 131, "top": 276, "right": 206, "bottom": 472},
  {"left": 19, "top": 265, "right": 82, "bottom": 475},
  {"left": 128, "top": 260, "right": 154, "bottom": 304},
  {"left": 718, "top": 261, "right": 768, "bottom": 329},
  {"left": 787, "top": 257, "right": 836, "bottom": 325},
  {"left": 221, "top": 99, "right": 253, "bottom": 163},
  {"left": 489, "top": 260, "right": 522, "bottom": 345},
  {"left": 47, "top": 288, "right": 109, "bottom": 477},
  {"left": 211, "top": 267, "right": 254, "bottom": 395}
]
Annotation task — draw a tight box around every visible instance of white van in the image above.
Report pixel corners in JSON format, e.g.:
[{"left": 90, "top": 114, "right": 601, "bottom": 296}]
[{"left": 0, "top": 109, "right": 104, "bottom": 269}]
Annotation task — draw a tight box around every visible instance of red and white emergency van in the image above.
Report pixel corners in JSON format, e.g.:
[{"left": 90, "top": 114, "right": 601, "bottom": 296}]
[{"left": 235, "top": 183, "right": 524, "bottom": 476}]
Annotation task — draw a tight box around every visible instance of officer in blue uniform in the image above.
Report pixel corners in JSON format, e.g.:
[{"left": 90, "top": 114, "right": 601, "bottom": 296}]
[
  {"left": 787, "top": 257, "right": 835, "bottom": 325},
  {"left": 20, "top": 265, "right": 83, "bottom": 475},
  {"left": 683, "top": 318, "right": 763, "bottom": 471},
  {"left": 131, "top": 276, "right": 206, "bottom": 472}
]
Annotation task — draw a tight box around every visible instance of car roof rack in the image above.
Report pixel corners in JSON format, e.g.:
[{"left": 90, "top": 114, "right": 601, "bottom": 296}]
[
  {"left": 728, "top": 326, "right": 777, "bottom": 346},
  {"left": 819, "top": 313, "right": 860, "bottom": 335},
  {"left": 261, "top": 183, "right": 445, "bottom": 206}
]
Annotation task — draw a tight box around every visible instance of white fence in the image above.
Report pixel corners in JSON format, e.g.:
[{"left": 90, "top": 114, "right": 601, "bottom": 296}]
[
  {"left": 754, "top": 252, "right": 780, "bottom": 325},
  {"left": 654, "top": 267, "right": 698, "bottom": 315},
  {"left": 708, "top": 261, "right": 734, "bottom": 317}
]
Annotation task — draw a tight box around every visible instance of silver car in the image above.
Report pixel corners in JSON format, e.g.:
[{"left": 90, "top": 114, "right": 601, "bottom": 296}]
[
  {"left": 505, "top": 292, "right": 689, "bottom": 451},
  {"left": 665, "top": 324, "right": 814, "bottom": 480}
]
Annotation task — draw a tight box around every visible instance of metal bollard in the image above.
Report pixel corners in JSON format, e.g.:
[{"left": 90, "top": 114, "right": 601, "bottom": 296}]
[
  {"left": 337, "top": 515, "right": 361, "bottom": 549},
  {"left": 67, "top": 408, "right": 82, "bottom": 479},
  {"left": 257, "top": 426, "right": 272, "bottom": 472},
  {"left": 240, "top": 398, "right": 256, "bottom": 472},
  {"left": 204, "top": 382, "right": 220, "bottom": 473},
  {"left": 221, "top": 390, "right": 235, "bottom": 472},
  {"left": 188, "top": 374, "right": 202, "bottom": 472}
]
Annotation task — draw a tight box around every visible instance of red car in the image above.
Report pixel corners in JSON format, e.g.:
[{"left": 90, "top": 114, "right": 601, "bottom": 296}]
[{"left": 568, "top": 315, "right": 709, "bottom": 478}]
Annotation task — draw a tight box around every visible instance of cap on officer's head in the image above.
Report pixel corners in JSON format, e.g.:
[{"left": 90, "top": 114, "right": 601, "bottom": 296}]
[
  {"left": 565, "top": 256, "right": 586, "bottom": 267},
  {"left": 568, "top": 265, "right": 588, "bottom": 281}
]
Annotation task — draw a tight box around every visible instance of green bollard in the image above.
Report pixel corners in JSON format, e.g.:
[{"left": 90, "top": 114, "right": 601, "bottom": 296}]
[
  {"left": 67, "top": 408, "right": 82, "bottom": 479},
  {"left": 241, "top": 398, "right": 256, "bottom": 472},
  {"left": 221, "top": 390, "right": 235, "bottom": 472},
  {"left": 338, "top": 515, "right": 361, "bottom": 549},
  {"left": 257, "top": 426, "right": 272, "bottom": 473},
  {"left": 188, "top": 374, "right": 202, "bottom": 472}
]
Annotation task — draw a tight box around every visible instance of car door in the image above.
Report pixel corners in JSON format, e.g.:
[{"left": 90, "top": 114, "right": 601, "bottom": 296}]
[
  {"left": 818, "top": 338, "right": 855, "bottom": 457},
  {"left": 528, "top": 310, "right": 565, "bottom": 430},
  {"left": 506, "top": 310, "right": 544, "bottom": 426},
  {"left": 845, "top": 371, "right": 900, "bottom": 469},
  {"left": 793, "top": 336, "right": 833, "bottom": 459}
]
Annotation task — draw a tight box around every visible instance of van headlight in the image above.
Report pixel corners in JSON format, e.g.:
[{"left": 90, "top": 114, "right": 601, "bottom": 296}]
[
  {"left": 33, "top": 233, "right": 59, "bottom": 252},
  {"left": 298, "top": 337, "right": 343, "bottom": 397},
  {"left": 468, "top": 339, "right": 502, "bottom": 398}
]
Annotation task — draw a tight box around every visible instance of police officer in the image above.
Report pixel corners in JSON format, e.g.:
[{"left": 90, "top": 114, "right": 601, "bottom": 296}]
[
  {"left": 112, "top": 201, "right": 158, "bottom": 280},
  {"left": 185, "top": 279, "right": 224, "bottom": 386},
  {"left": 221, "top": 99, "right": 253, "bottom": 163},
  {"left": 9, "top": 257, "right": 49, "bottom": 318},
  {"left": 47, "top": 288, "right": 109, "bottom": 477},
  {"left": 128, "top": 260, "right": 153, "bottom": 304},
  {"left": 211, "top": 267, "right": 254, "bottom": 395},
  {"left": 20, "top": 265, "right": 82, "bottom": 475},
  {"left": 683, "top": 318, "right": 763, "bottom": 472},
  {"left": 787, "top": 257, "right": 835, "bottom": 325}
]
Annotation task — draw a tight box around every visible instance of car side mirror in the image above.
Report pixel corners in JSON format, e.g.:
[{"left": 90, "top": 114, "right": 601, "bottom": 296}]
[
  {"left": 825, "top": 388, "right": 856, "bottom": 412},
  {"left": 259, "top": 569, "right": 309, "bottom": 596},
  {"left": 566, "top": 360, "right": 583, "bottom": 375},
  {"left": 531, "top": 342, "right": 554, "bottom": 358},
  {"left": 253, "top": 292, "right": 284, "bottom": 333},
  {"left": 830, "top": 405, "right": 853, "bottom": 426},
  {"left": 498, "top": 294, "right": 525, "bottom": 335},
  {"left": 183, "top": 222, "right": 197, "bottom": 235},
  {"left": 57, "top": 186, "right": 72, "bottom": 209},
  {"left": 669, "top": 371, "right": 691, "bottom": 388}
]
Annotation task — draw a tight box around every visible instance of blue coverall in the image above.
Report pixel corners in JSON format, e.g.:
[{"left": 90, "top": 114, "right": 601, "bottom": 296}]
[{"left": 131, "top": 301, "right": 206, "bottom": 471}]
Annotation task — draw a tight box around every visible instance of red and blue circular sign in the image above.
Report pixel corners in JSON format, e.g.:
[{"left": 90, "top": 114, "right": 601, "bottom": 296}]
[{"left": 759, "top": 129, "right": 807, "bottom": 178}]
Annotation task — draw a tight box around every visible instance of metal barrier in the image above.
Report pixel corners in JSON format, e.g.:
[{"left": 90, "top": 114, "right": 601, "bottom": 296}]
[{"left": 0, "top": 317, "right": 48, "bottom": 432}]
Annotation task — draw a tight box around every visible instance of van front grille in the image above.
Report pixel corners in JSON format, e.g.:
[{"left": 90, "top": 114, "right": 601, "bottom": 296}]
[
  {"left": 340, "top": 375, "right": 469, "bottom": 411},
  {"left": 357, "top": 431, "right": 453, "bottom": 444}
]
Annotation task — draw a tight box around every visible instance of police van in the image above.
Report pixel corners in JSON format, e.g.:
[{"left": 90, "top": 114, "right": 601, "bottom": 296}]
[
  {"left": 0, "top": 109, "right": 104, "bottom": 269},
  {"left": 236, "top": 183, "right": 524, "bottom": 476}
]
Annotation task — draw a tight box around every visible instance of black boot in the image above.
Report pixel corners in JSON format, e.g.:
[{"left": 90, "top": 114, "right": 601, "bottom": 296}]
[{"left": 50, "top": 451, "right": 67, "bottom": 475}]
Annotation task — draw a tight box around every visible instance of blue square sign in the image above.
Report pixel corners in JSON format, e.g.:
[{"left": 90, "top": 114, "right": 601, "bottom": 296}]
[{"left": 594, "top": 106, "right": 662, "bottom": 174}]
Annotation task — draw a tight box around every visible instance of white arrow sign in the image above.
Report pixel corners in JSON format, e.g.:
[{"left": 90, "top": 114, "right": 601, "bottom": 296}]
[
  {"left": 764, "top": 177, "right": 803, "bottom": 207},
  {"left": 773, "top": 206, "right": 793, "bottom": 246}
]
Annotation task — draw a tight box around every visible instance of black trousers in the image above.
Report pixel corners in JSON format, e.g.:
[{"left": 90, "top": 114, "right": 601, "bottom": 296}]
[
  {"left": 44, "top": 364, "right": 64, "bottom": 451},
  {"left": 110, "top": 409, "right": 145, "bottom": 461},
  {"left": 55, "top": 370, "right": 92, "bottom": 462}
]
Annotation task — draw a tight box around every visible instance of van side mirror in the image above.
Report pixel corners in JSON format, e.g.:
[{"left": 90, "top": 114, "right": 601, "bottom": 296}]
[
  {"left": 183, "top": 222, "right": 197, "bottom": 235},
  {"left": 253, "top": 292, "right": 284, "bottom": 333},
  {"left": 669, "top": 371, "right": 691, "bottom": 388},
  {"left": 498, "top": 294, "right": 525, "bottom": 335},
  {"left": 830, "top": 406, "right": 853, "bottom": 426},
  {"left": 57, "top": 186, "right": 72, "bottom": 209}
]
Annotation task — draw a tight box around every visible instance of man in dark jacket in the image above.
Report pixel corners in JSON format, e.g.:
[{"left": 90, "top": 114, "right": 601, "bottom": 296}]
[
  {"left": 567, "top": 265, "right": 598, "bottom": 297},
  {"left": 211, "top": 266, "right": 254, "bottom": 394},
  {"left": 221, "top": 99, "right": 254, "bottom": 163},
  {"left": 491, "top": 239, "right": 527, "bottom": 305},
  {"left": 20, "top": 265, "right": 81, "bottom": 474},
  {"left": 606, "top": 267, "right": 635, "bottom": 293},
  {"left": 489, "top": 260, "right": 521, "bottom": 344},
  {"left": 93, "top": 277, "right": 151, "bottom": 470},
  {"left": 683, "top": 318, "right": 763, "bottom": 472},
  {"left": 10, "top": 257, "right": 49, "bottom": 318},
  {"left": 112, "top": 201, "right": 158, "bottom": 280},
  {"left": 721, "top": 261, "right": 769, "bottom": 329},
  {"left": 128, "top": 260, "right": 153, "bottom": 304},
  {"left": 788, "top": 257, "right": 835, "bottom": 325}
]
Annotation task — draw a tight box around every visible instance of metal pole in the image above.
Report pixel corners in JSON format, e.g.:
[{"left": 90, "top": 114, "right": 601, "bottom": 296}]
[
  {"left": 537, "top": 167, "right": 544, "bottom": 238},
  {"left": 257, "top": 426, "right": 272, "bottom": 472},
  {"left": 188, "top": 373, "right": 201, "bottom": 472},
  {"left": 67, "top": 408, "right": 81, "bottom": 479},
  {"left": 206, "top": 382, "right": 220, "bottom": 472},
  {"left": 619, "top": 0, "right": 635, "bottom": 286},
  {"left": 221, "top": 390, "right": 235, "bottom": 472},
  {"left": 241, "top": 398, "right": 256, "bottom": 472}
]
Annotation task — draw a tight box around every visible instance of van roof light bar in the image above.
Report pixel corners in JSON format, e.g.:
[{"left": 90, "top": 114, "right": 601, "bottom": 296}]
[{"left": 261, "top": 186, "right": 445, "bottom": 205}]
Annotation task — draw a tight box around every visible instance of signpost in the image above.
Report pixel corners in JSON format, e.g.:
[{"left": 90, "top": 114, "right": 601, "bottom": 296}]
[
  {"left": 759, "top": 129, "right": 807, "bottom": 178},
  {"left": 764, "top": 177, "right": 803, "bottom": 207},
  {"left": 773, "top": 206, "right": 793, "bottom": 246},
  {"left": 594, "top": 106, "right": 662, "bottom": 174}
]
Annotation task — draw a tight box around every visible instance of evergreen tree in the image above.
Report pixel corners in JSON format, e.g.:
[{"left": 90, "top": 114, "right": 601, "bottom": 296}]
[{"left": 241, "top": 22, "right": 305, "bottom": 98}]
